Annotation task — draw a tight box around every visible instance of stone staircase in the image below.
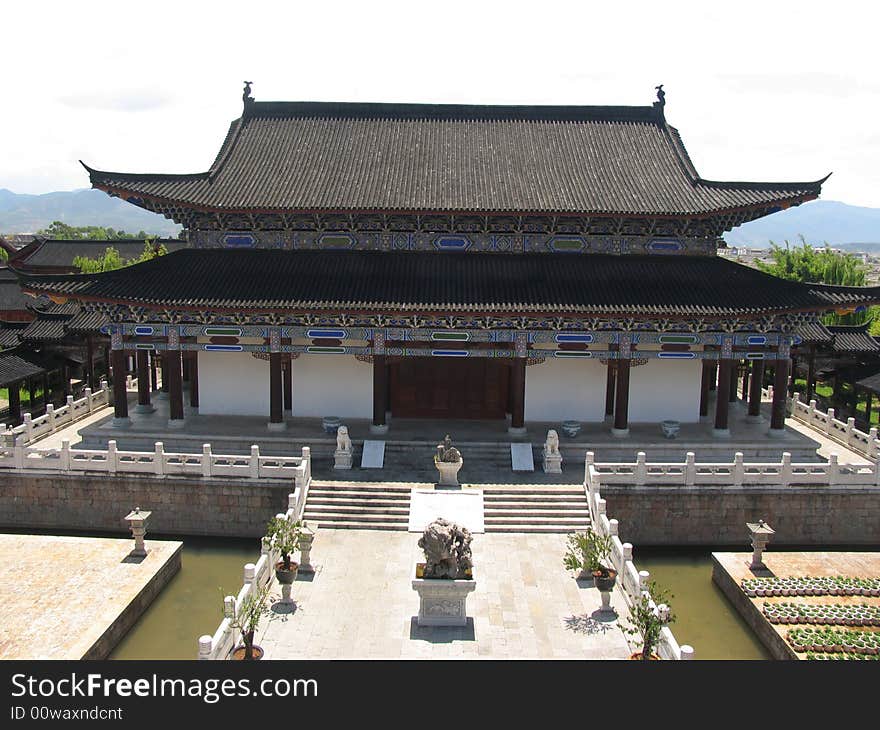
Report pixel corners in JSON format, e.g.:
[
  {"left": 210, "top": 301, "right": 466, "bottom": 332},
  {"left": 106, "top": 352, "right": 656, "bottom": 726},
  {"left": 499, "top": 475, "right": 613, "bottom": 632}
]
[
  {"left": 482, "top": 485, "right": 591, "bottom": 533},
  {"left": 302, "top": 481, "right": 412, "bottom": 531},
  {"left": 302, "top": 480, "right": 591, "bottom": 534}
]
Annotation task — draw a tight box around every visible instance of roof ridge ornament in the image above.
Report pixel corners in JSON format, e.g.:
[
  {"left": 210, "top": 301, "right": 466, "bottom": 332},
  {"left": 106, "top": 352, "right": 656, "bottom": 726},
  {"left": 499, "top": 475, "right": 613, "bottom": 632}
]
[
  {"left": 654, "top": 84, "right": 665, "bottom": 107},
  {"left": 243, "top": 81, "right": 254, "bottom": 109}
]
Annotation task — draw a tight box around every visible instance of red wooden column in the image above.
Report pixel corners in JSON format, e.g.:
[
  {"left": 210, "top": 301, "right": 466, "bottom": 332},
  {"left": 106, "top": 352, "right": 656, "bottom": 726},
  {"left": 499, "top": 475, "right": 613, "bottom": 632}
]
[
  {"left": 371, "top": 354, "right": 388, "bottom": 433},
  {"left": 747, "top": 358, "right": 765, "bottom": 420},
  {"left": 699, "top": 359, "right": 711, "bottom": 418},
  {"left": 110, "top": 328, "right": 129, "bottom": 425},
  {"left": 605, "top": 361, "right": 616, "bottom": 418},
  {"left": 728, "top": 361, "right": 738, "bottom": 403},
  {"left": 189, "top": 353, "right": 199, "bottom": 409},
  {"left": 86, "top": 334, "right": 95, "bottom": 388},
  {"left": 713, "top": 358, "right": 732, "bottom": 435},
  {"left": 282, "top": 357, "right": 293, "bottom": 413},
  {"left": 770, "top": 343, "right": 790, "bottom": 433},
  {"left": 741, "top": 360, "right": 750, "bottom": 402},
  {"left": 508, "top": 358, "right": 526, "bottom": 434},
  {"left": 806, "top": 345, "right": 816, "bottom": 401},
  {"left": 8, "top": 381, "right": 21, "bottom": 425},
  {"left": 166, "top": 328, "right": 184, "bottom": 427},
  {"left": 158, "top": 352, "right": 170, "bottom": 397},
  {"left": 611, "top": 335, "right": 633, "bottom": 437},
  {"left": 267, "top": 329, "right": 285, "bottom": 430},
  {"left": 135, "top": 349, "right": 154, "bottom": 413},
  {"left": 150, "top": 352, "right": 158, "bottom": 392}
]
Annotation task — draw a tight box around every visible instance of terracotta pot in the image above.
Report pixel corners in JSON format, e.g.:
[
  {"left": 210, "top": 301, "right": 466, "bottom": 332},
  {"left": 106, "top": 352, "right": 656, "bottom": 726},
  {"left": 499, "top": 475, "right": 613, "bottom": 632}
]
[
  {"left": 629, "top": 651, "right": 660, "bottom": 660},
  {"left": 231, "top": 645, "right": 264, "bottom": 660}
]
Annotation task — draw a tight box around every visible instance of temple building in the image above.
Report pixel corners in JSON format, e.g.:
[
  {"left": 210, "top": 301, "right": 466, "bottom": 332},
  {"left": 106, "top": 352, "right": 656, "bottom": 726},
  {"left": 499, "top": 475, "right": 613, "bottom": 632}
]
[{"left": 18, "top": 87, "right": 880, "bottom": 437}]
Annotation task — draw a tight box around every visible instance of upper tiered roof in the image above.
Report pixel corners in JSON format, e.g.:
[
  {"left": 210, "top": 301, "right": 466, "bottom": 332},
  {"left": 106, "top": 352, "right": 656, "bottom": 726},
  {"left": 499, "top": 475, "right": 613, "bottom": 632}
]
[{"left": 81, "top": 94, "right": 826, "bottom": 221}]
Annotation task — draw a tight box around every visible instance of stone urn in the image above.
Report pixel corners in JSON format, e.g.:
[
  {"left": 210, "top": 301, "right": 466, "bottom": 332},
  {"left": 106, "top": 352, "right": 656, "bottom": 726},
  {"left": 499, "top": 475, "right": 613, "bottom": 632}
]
[
  {"left": 561, "top": 420, "right": 582, "bottom": 438},
  {"left": 435, "top": 458, "right": 463, "bottom": 486},
  {"left": 322, "top": 416, "right": 341, "bottom": 435},
  {"left": 660, "top": 420, "right": 680, "bottom": 439}
]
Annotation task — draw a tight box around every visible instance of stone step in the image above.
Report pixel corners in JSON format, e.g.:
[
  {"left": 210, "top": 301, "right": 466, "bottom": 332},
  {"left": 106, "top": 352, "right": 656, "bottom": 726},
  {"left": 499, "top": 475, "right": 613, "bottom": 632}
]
[
  {"left": 307, "top": 496, "right": 412, "bottom": 507},
  {"left": 483, "top": 500, "right": 589, "bottom": 510},
  {"left": 483, "top": 507, "right": 590, "bottom": 518},
  {"left": 482, "top": 489, "right": 585, "bottom": 497},
  {"left": 304, "top": 519, "right": 409, "bottom": 531},
  {"left": 308, "top": 489, "right": 412, "bottom": 500},
  {"left": 305, "top": 503, "right": 410, "bottom": 515},
  {"left": 484, "top": 523, "right": 590, "bottom": 533},
  {"left": 309, "top": 482, "right": 413, "bottom": 493},
  {"left": 301, "top": 510, "right": 409, "bottom": 524},
  {"left": 483, "top": 514, "right": 590, "bottom": 525}
]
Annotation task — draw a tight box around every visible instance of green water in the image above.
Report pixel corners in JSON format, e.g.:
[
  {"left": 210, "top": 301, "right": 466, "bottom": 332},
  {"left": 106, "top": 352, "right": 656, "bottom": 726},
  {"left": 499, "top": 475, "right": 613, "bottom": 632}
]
[
  {"left": 108, "top": 537, "right": 770, "bottom": 660},
  {"left": 637, "top": 548, "right": 771, "bottom": 660},
  {"left": 110, "top": 536, "right": 258, "bottom": 660}
]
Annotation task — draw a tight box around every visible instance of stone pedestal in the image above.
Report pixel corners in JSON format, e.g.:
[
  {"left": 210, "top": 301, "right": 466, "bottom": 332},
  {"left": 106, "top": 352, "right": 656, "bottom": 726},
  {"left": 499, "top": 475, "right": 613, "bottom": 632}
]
[
  {"left": 412, "top": 567, "right": 476, "bottom": 627},
  {"left": 334, "top": 450, "right": 353, "bottom": 469},
  {"left": 435, "top": 459, "right": 463, "bottom": 487},
  {"left": 298, "top": 524, "right": 315, "bottom": 573},
  {"left": 542, "top": 449, "right": 562, "bottom": 474},
  {"left": 124, "top": 508, "right": 151, "bottom": 557}
]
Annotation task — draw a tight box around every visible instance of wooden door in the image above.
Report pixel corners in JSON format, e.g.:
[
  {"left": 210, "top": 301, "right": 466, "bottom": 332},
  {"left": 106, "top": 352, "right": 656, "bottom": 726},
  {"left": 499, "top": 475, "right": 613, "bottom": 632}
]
[{"left": 390, "top": 358, "right": 509, "bottom": 419}]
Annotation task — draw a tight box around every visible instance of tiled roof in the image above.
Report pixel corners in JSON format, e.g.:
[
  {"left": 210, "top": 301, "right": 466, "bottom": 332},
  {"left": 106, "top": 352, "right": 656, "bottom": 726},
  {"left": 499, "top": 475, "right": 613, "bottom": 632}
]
[
  {"left": 0, "top": 268, "right": 32, "bottom": 312},
  {"left": 83, "top": 100, "right": 824, "bottom": 217},
  {"left": 19, "top": 249, "right": 880, "bottom": 319},
  {"left": 856, "top": 371, "right": 880, "bottom": 393},
  {"left": 0, "top": 326, "right": 23, "bottom": 349},
  {"left": 794, "top": 321, "right": 834, "bottom": 344},
  {"left": 65, "top": 309, "right": 107, "bottom": 333},
  {"left": 827, "top": 324, "right": 880, "bottom": 353},
  {"left": 12, "top": 238, "right": 187, "bottom": 271},
  {"left": 18, "top": 318, "right": 70, "bottom": 341},
  {"left": 0, "top": 351, "right": 46, "bottom": 386}
]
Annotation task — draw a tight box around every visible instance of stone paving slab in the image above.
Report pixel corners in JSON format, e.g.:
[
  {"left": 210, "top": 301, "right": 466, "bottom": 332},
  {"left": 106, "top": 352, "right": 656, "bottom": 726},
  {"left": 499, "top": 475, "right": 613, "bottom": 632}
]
[
  {"left": 408, "top": 489, "right": 484, "bottom": 533},
  {"left": 257, "top": 529, "right": 632, "bottom": 659},
  {"left": 0, "top": 533, "right": 182, "bottom": 659}
]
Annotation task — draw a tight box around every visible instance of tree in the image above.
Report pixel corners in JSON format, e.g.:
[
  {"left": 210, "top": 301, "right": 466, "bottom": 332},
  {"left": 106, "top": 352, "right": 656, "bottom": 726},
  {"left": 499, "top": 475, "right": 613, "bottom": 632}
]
[
  {"left": 73, "top": 238, "right": 168, "bottom": 273},
  {"left": 37, "top": 221, "right": 150, "bottom": 240},
  {"left": 756, "top": 237, "right": 874, "bottom": 327}
]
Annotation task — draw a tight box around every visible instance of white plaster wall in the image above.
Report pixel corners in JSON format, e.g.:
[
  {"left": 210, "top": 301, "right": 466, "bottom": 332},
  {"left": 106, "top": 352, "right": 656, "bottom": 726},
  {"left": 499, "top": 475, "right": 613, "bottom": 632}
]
[
  {"left": 292, "top": 355, "right": 372, "bottom": 418},
  {"left": 524, "top": 358, "right": 606, "bottom": 422},
  {"left": 628, "top": 359, "right": 702, "bottom": 423},
  {"left": 197, "top": 351, "right": 271, "bottom": 416}
]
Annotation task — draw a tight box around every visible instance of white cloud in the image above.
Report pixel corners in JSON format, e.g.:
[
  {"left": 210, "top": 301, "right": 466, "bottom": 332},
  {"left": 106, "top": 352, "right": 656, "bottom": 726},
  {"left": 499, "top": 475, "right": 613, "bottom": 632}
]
[{"left": 3, "top": 0, "right": 879, "bottom": 206}]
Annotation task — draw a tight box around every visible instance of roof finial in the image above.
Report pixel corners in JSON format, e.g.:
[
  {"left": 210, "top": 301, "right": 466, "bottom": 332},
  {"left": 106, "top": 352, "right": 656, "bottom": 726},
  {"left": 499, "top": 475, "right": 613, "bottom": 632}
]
[
  {"left": 243, "top": 81, "right": 254, "bottom": 106},
  {"left": 655, "top": 84, "right": 665, "bottom": 107}
]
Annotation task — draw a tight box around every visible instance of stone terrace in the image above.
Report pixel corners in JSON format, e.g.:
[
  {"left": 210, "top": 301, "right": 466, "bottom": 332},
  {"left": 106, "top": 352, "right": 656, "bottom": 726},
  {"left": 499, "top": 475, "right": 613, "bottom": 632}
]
[{"left": 257, "top": 529, "right": 633, "bottom": 659}]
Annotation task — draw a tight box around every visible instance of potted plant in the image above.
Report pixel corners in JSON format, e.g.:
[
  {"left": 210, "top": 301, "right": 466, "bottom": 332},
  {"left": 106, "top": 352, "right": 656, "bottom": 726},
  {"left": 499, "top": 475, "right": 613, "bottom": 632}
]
[
  {"left": 562, "top": 527, "right": 616, "bottom": 589},
  {"left": 623, "top": 580, "right": 675, "bottom": 660},
  {"left": 228, "top": 582, "right": 270, "bottom": 660},
  {"left": 265, "top": 516, "right": 302, "bottom": 585}
]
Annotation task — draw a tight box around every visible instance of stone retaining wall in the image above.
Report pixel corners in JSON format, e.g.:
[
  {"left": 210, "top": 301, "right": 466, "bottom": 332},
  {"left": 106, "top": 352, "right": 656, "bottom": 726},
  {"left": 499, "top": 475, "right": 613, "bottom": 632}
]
[
  {"left": 599, "top": 485, "right": 880, "bottom": 545},
  {"left": 0, "top": 472, "right": 292, "bottom": 538}
]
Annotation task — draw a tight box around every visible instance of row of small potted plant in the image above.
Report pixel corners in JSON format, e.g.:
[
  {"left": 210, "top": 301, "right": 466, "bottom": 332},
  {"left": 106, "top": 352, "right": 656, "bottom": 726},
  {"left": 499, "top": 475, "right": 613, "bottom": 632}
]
[
  {"left": 805, "top": 652, "right": 880, "bottom": 661},
  {"left": 764, "top": 602, "right": 880, "bottom": 626},
  {"left": 742, "top": 576, "right": 880, "bottom": 597},
  {"left": 787, "top": 627, "right": 880, "bottom": 655}
]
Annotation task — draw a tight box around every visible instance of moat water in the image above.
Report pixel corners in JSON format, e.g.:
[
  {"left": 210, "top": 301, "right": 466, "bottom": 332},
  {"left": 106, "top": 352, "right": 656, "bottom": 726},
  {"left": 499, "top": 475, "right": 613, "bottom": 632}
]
[{"left": 108, "top": 537, "right": 770, "bottom": 660}]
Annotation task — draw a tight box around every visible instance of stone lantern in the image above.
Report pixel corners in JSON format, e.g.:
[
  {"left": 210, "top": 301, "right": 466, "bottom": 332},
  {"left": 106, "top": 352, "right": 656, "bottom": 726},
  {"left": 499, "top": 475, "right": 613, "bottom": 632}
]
[
  {"left": 298, "top": 521, "right": 316, "bottom": 574},
  {"left": 746, "top": 519, "right": 774, "bottom": 570},
  {"left": 124, "top": 507, "right": 152, "bottom": 557}
]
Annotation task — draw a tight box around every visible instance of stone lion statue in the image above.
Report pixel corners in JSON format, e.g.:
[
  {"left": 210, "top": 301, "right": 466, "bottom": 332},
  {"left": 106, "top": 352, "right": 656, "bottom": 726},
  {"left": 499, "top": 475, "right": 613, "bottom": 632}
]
[
  {"left": 336, "top": 425, "right": 351, "bottom": 453},
  {"left": 418, "top": 518, "right": 473, "bottom": 579},
  {"left": 545, "top": 429, "right": 560, "bottom": 455}
]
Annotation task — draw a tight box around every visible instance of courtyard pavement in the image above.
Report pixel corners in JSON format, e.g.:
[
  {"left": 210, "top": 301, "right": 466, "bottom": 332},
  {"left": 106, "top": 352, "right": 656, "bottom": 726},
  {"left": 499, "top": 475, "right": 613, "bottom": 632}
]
[{"left": 256, "top": 529, "right": 634, "bottom": 659}]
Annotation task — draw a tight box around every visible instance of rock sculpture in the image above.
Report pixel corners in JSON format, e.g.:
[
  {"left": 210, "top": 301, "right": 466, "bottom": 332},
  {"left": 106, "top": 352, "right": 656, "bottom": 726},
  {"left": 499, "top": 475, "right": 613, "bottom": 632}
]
[
  {"left": 418, "top": 518, "right": 473, "bottom": 579},
  {"left": 435, "top": 434, "right": 461, "bottom": 463},
  {"left": 333, "top": 425, "right": 353, "bottom": 470},
  {"left": 543, "top": 428, "right": 563, "bottom": 474}
]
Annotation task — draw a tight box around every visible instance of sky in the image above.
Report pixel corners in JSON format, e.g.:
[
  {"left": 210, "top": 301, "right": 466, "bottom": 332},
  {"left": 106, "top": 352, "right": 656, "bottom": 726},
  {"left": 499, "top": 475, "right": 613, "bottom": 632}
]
[{"left": 3, "top": 0, "right": 879, "bottom": 207}]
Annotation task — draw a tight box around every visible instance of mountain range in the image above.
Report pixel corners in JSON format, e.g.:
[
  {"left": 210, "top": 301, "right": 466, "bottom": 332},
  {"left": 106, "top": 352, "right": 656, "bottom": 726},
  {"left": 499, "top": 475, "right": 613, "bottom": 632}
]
[
  {"left": 0, "top": 188, "right": 181, "bottom": 237},
  {"left": 2, "top": 189, "right": 879, "bottom": 250}
]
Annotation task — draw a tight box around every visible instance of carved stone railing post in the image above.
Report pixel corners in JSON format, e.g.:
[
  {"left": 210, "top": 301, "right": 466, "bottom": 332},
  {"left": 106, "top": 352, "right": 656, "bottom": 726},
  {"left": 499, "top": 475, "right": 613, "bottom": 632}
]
[
  {"left": 781, "top": 452, "right": 792, "bottom": 487},
  {"left": 685, "top": 451, "right": 696, "bottom": 486},
  {"left": 202, "top": 444, "right": 212, "bottom": 477},
  {"left": 635, "top": 451, "right": 647, "bottom": 485},
  {"left": 827, "top": 453, "right": 839, "bottom": 486},
  {"left": 733, "top": 452, "right": 744, "bottom": 486}
]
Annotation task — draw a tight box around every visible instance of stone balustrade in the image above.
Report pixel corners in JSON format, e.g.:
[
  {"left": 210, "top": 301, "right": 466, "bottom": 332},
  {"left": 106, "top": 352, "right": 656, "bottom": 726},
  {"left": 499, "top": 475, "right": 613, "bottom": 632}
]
[
  {"left": 2, "top": 380, "right": 111, "bottom": 447},
  {"left": 586, "top": 449, "right": 879, "bottom": 487},
  {"left": 0, "top": 440, "right": 311, "bottom": 489},
  {"left": 787, "top": 392, "right": 880, "bottom": 461},
  {"left": 199, "top": 488, "right": 310, "bottom": 660},
  {"left": 584, "top": 460, "right": 694, "bottom": 660}
]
